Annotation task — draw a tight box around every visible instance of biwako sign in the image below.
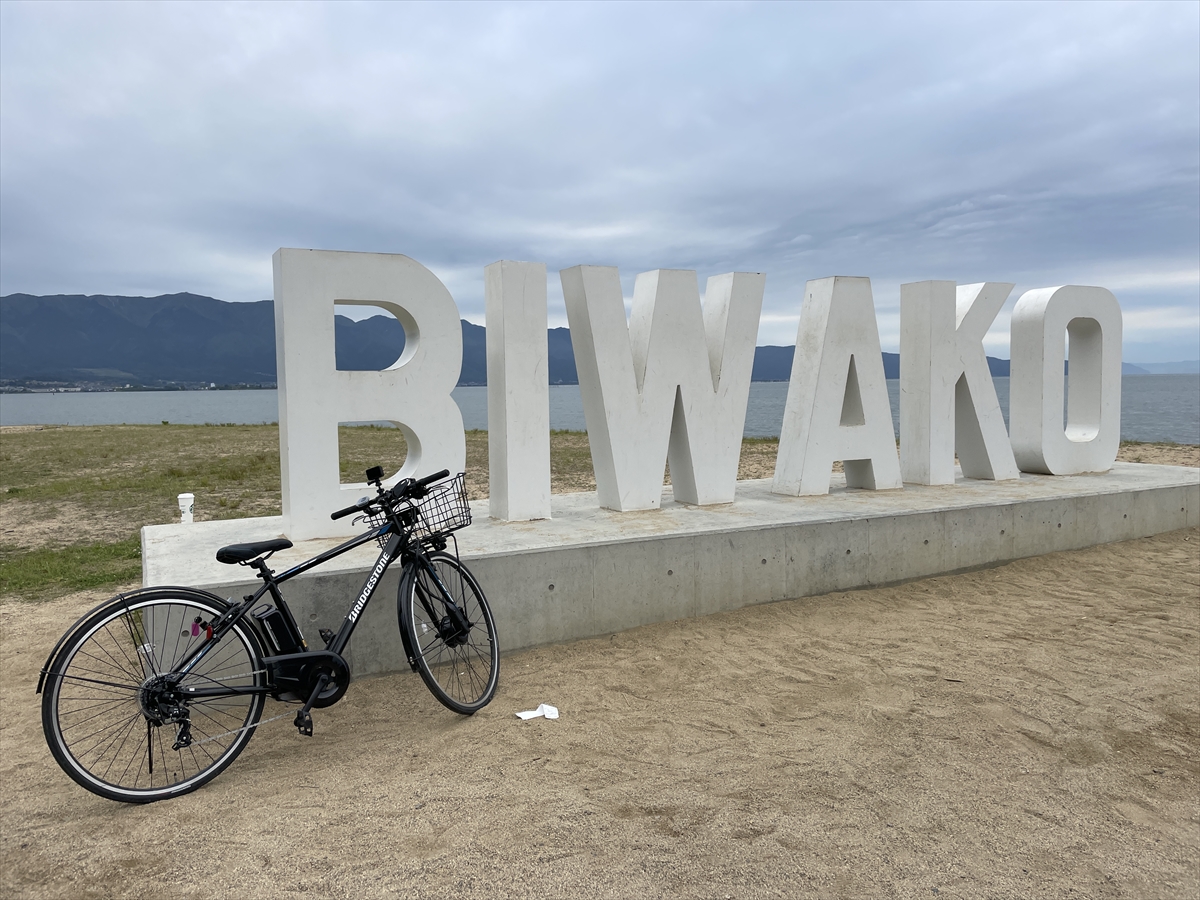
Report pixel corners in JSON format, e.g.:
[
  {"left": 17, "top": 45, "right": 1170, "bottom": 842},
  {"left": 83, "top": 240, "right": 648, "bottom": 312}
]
[{"left": 271, "top": 249, "right": 1121, "bottom": 541}]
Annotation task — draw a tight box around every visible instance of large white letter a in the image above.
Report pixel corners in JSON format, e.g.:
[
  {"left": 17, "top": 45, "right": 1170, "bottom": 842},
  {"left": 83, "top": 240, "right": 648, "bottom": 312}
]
[{"left": 773, "top": 276, "right": 902, "bottom": 496}]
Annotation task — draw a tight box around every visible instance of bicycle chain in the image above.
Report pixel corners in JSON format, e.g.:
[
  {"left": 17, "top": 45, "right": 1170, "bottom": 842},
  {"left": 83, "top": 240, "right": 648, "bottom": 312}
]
[
  {"left": 191, "top": 708, "right": 296, "bottom": 746},
  {"left": 185, "top": 667, "right": 298, "bottom": 747}
]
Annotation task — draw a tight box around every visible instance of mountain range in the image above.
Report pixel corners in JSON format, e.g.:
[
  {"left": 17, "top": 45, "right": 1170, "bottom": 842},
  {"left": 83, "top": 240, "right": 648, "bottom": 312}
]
[{"left": 5, "top": 291, "right": 1176, "bottom": 389}]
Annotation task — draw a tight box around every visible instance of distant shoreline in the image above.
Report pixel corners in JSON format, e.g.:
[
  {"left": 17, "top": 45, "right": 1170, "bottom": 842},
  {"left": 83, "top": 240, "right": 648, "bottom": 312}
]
[
  {"left": 3, "top": 369, "right": 1199, "bottom": 394},
  {"left": 3, "top": 377, "right": 1199, "bottom": 446}
]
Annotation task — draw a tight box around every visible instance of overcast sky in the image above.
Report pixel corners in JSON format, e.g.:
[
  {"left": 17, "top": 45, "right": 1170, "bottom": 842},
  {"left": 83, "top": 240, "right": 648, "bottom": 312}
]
[{"left": 2, "top": 1, "right": 1197, "bottom": 361}]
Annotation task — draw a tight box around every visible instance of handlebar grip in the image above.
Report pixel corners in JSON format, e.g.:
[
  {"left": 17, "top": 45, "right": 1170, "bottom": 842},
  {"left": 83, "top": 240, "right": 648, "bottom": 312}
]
[
  {"left": 331, "top": 497, "right": 370, "bottom": 521},
  {"left": 415, "top": 469, "right": 450, "bottom": 489}
]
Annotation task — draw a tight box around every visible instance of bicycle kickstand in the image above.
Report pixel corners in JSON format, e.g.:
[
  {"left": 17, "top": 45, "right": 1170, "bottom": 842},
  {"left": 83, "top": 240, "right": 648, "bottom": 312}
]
[{"left": 294, "top": 673, "right": 329, "bottom": 737}]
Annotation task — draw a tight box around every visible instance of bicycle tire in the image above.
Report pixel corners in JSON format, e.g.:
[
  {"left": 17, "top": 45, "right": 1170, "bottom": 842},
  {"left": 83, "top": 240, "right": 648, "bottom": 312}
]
[
  {"left": 398, "top": 552, "right": 499, "bottom": 715},
  {"left": 41, "top": 587, "right": 266, "bottom": 803}
]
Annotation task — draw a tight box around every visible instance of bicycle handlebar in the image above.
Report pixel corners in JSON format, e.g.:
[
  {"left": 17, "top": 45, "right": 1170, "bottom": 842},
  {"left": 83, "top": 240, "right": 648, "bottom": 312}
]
[
  {"left": 330, "top": 497, "right": 372, "bottom": 521},
  {"left": 328, "top": 469, "right": 452, "bottom": 521},
  {"left": 411, "top": 469, "right": 450, "bottom": 490}
]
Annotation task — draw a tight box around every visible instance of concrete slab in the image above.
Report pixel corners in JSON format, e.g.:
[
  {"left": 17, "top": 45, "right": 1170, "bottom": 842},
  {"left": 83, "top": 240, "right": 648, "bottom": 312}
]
[{"left": 142, "top": 462, "right": 1199, "bottom": 676}]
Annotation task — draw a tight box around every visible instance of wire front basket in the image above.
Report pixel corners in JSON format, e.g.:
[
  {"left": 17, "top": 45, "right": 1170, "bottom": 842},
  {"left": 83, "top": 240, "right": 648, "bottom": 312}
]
[{"left": 414, "top": 472, "right": 472, "bottom": 540}]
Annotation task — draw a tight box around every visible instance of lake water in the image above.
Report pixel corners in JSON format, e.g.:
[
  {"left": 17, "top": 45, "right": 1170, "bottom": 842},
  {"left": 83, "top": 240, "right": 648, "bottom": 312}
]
[{"left": 2, "top": 375, "right": 1197, "bottom": 445}]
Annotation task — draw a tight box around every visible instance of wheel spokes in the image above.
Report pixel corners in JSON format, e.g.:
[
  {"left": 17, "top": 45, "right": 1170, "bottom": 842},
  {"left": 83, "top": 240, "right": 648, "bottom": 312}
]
[
  {"left": 48, "top": 597, "right": 264, "bottom": 798},
  {"left": 409, "top": 557, "right": 497, "bottom": 709}
]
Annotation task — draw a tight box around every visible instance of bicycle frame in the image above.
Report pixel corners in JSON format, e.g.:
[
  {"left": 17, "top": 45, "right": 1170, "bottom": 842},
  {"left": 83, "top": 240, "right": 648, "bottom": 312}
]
[
  {"left": 174, "top": 515, "right": 457, "bottom": 701},
  {"left": 181, "top": 527, "right": 388, "bottom": 675}
]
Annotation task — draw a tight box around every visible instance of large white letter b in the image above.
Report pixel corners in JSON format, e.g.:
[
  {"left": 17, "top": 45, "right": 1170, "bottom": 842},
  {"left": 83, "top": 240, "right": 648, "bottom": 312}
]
[{"left": 273, "top": 249, "right": 465, "bottom": 540}]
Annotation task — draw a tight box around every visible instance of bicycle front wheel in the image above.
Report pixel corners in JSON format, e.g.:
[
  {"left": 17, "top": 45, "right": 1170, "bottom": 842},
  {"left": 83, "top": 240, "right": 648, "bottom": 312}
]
[
  {"left": 399, "top": 552, "right": 499, "bottom": 715},
  {"left": 41, "top": 588, "right": 266, "bottom": 803}
]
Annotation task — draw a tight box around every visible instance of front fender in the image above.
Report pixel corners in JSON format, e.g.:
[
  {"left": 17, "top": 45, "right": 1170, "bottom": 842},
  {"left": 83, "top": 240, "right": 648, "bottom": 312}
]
[{"left": 396, "top": 565, "right": 421, "bottom": 673}]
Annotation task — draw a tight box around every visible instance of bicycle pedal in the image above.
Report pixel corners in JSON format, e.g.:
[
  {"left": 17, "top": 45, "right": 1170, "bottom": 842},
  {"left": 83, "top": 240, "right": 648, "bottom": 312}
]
[
  {"left": 319, "top": 628, "right": 335, "bottom": 646},
  {"left": 294, "top": 710, "right": 314, "bottom": 737}
]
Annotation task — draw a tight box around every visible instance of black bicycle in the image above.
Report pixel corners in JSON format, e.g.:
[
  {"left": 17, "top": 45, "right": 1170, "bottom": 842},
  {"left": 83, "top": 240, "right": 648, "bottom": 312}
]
[{"left": 37, "top": 466, "right": 499, "bottom": 803}]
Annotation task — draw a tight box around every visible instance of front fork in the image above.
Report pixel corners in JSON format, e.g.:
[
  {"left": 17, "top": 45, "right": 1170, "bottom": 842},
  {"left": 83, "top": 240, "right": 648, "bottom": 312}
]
[{"left": 413, "top": 552, "right": 471, "bottom": 642}]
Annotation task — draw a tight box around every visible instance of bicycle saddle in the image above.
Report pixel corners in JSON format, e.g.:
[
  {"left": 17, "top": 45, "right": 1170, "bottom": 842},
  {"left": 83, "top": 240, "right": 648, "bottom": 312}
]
[{"left": 215, "top": 538, "right": 294, "bottom": 565}]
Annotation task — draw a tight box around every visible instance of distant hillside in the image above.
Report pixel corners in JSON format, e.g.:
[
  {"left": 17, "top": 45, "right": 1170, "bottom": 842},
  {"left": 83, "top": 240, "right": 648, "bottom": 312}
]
[
  {"left": 749, "top": 347, "right": 1012, "bottom": 380},
  {"left": 1126, "top": 361, "right": 1200, "bottom": 375},
  {"left": 548, "top": 327, "right": 578, "bottom": 384},
  {"left": 1, "top": 293, "right": 278, "bottom": 386},
  {"left": 0, "top": 293, "right": 488, "bottom": 388},
  {"left": 3, "top": 292, "right": 1019, "bottom": 388}
]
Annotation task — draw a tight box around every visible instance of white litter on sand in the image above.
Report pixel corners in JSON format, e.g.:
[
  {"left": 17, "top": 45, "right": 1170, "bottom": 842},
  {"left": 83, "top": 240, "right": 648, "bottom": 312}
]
[{"left": 515, "top": 704, "right": 559, "bottom": 720}]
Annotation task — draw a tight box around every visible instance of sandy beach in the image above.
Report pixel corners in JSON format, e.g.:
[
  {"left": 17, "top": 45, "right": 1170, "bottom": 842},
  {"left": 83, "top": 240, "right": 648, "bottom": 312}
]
[{"left": 1, "top": 447, "right": 1197, "bottom": 899}]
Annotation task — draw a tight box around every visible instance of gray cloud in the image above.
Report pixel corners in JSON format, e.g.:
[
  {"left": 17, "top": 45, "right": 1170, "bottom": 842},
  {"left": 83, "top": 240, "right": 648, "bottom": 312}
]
[{"left": 2, "top": 0, "right": 1197, "bottom": 359}]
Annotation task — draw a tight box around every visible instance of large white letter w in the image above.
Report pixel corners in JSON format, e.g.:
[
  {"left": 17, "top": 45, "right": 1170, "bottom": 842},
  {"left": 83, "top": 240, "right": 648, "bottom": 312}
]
[{"left": 560, "top": 266, "right": 765, "bottom": 511}]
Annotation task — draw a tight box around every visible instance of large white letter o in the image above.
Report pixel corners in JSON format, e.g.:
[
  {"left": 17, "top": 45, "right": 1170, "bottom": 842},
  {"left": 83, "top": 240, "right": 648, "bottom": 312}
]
[{"left": 1010, "top": 285, "right": 1122, "bottom": 475}]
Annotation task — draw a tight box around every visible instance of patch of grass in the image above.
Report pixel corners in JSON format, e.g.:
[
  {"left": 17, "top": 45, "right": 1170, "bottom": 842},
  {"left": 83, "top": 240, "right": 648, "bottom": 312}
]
[
  {"left": 22, "top": 424, "right": 1192, "bottom": 603},
  {"left": 548, "top": 430, "right": 597, "bottom": 493},
  {"left": 736, "top": 437, "right": 780, "bottom": 479},
  {"left": 0, "top": 536, "right": 141, "bottom": 600},
  {"left": 465, "top": 430, "right": 489, "bottom": 498},
  {"left": 0, "top": 424, "right": 284, "bottom": 529},
  {"left": 335, "top": 427, "right": 492, "bottom": 499},
  {"left": 337, "top": 425, "right": 409, "bottom": 483},
  {"left": 1117, "top": 440, "right": 1200, "bottom": 468}
]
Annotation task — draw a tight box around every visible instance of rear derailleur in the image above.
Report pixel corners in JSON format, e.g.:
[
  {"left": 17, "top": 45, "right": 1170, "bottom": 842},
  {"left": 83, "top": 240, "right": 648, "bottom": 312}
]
[{"left": 138, "top": 673, "right": 193, "bottom": 749}]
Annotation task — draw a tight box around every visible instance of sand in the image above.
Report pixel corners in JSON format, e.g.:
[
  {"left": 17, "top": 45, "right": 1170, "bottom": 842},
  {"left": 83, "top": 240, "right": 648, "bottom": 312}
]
[{"left": 1, "top": 454, "right": 1198, "bottom": 898}]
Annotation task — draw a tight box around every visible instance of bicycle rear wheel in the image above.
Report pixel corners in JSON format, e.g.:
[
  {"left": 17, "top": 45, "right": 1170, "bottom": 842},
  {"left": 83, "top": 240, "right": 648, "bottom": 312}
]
[
  {"left": 41, "top": 588, "right": 266, "bottom": 803},
  {"left": 399, "top": 552, "right": 499, "bottom": 715}
]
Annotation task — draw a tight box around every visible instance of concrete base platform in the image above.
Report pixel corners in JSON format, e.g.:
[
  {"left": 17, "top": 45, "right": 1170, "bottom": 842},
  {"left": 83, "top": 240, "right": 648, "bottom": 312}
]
[{"left": 142, "top": 463, "right": 1199, "bottom": 677}]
